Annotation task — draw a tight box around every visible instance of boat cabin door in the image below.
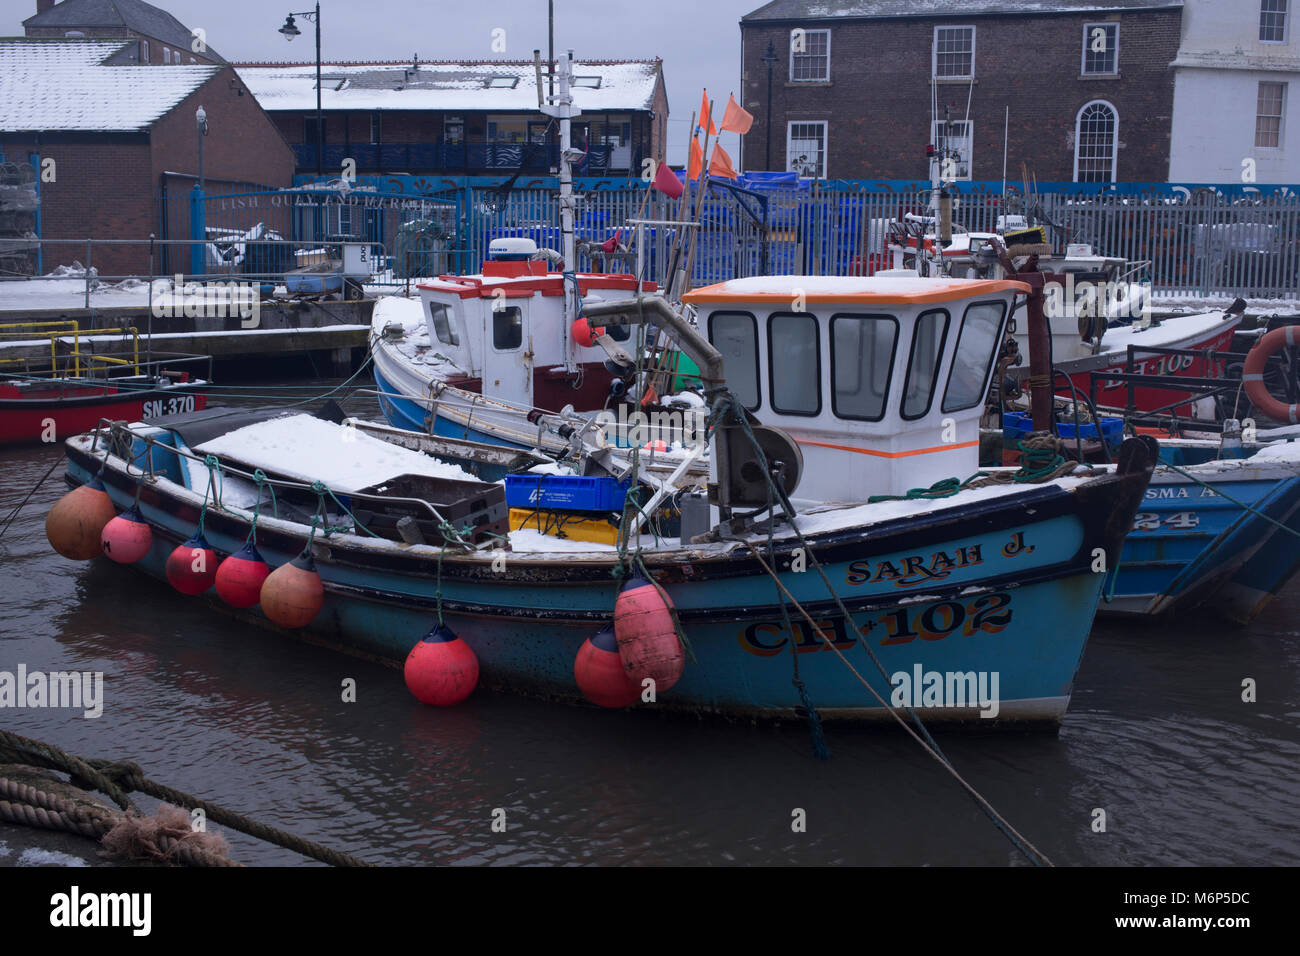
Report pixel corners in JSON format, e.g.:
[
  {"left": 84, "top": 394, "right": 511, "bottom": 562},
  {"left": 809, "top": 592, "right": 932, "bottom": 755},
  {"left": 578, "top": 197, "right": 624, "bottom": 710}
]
[{"left": 483, "top": 298, "right": 533, "bottom": 409}]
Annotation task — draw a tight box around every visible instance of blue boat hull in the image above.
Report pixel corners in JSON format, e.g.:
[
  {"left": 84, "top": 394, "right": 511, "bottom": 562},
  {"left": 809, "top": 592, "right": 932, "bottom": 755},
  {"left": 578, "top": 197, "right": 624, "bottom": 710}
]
[
  {"left": 373, "top": 364, "right": 525, "bottom": 449},
  {"left": 63, "top": 429, "right": 1155, "bottom": 725}
]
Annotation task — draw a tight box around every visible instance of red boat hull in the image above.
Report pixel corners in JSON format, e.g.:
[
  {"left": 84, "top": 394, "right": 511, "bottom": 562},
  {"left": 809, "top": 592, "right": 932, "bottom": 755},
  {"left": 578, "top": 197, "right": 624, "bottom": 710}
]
[
  {"left": 0, "top": 383, "right": 207, "bottom": 446},
  {"left": 1058, "top": 324, "right": 1239, "bottom": 416}
]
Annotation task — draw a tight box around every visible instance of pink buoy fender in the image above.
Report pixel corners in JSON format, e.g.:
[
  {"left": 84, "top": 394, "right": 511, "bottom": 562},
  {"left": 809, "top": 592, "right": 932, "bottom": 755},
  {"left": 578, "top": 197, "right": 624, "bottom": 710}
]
[
  {"left": 613, "top": 574, "right": 684, "bottom": 692},
  {"left": 100, "top": 506, "right": 153, "bottom": 565},
  {"left": 215, "top": 542, "right": 272, "bottom": 609}
]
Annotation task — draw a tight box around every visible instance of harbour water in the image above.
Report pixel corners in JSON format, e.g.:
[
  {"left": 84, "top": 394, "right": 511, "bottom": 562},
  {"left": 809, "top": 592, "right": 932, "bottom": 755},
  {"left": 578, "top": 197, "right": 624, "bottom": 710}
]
[{"left": 2, "top": 384, "right": 1298, "bottom": 867}]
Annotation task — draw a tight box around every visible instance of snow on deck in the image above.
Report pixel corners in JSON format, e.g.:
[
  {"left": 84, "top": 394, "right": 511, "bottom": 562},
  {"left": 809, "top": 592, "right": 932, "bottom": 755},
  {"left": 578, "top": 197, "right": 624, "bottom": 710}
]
[{"left": 193, "top": 413, "right": 475, "bottom": 492}]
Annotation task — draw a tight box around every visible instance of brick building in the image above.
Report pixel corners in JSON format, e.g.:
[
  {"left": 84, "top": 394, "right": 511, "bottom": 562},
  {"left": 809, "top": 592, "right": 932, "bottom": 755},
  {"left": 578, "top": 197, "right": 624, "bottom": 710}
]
[
  {"left": 739, "top": 0, "right": 1184, "bottom": 182},
  {"left": 0, "top": 38, "right": 294, "bottom": 276},
  {"left": 22, "top": 0, "right": 224, "bottom": 65},
  {"left": 236, "top": 58, "right": 669, "bottom": 178}
]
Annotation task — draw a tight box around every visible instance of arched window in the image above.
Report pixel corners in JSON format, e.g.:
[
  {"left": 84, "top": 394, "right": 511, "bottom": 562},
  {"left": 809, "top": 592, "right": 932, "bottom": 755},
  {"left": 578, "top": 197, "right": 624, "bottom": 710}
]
[{"left": 1074, "top": 100, "right": 1118, "bottom": 183}]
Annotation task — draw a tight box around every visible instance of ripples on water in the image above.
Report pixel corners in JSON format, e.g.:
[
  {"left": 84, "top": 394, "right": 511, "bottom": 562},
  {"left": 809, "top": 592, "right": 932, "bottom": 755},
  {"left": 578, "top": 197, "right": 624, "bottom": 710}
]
[{"left": 1, "top": 386, "right": 1297, "bottom": 866}]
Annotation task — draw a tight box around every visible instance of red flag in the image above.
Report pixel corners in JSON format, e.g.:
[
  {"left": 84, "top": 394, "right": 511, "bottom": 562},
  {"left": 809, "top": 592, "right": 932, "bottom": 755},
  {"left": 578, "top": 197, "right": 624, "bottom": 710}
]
[
  {"left": 651, "top": 160, "right": 684, "bottom": 198},
  {"left": 708, "top": 143, "right": 738, "bottom": 180},
  {"left": 720, "top": 94, "right": 754, "bottom": 135},
  {"left": 600, "top": 228, "right": 623, "bottom": 254},
  {"left": 688, "top": 135, "right": 704, "bottom": 181},
  {"left": 698, "top": 90, "right": 717, "bottom": 137}
]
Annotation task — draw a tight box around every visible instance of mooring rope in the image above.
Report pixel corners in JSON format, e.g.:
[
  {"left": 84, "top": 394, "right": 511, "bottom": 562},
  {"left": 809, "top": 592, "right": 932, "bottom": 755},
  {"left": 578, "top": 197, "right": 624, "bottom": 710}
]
[{"left": 0, "top": 729, "right": 371, "bottom": 867}]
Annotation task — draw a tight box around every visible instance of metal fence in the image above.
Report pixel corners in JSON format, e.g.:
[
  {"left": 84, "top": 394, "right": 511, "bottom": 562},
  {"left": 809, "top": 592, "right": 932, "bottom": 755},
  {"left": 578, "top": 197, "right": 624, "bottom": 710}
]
[{"left": 8, "top": 176, "right": 1299, "bottom": 301}]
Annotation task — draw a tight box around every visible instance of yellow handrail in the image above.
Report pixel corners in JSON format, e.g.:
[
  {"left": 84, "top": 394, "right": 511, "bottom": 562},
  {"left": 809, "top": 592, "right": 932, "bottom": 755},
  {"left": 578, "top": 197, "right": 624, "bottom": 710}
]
[{"left": 0, "top": 321, "right": 141, "bottom": 377}]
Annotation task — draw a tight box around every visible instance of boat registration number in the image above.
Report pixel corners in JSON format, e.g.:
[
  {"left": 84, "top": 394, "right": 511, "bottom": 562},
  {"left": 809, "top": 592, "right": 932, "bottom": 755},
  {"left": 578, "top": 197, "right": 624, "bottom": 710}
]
[
  {"left": 142, "top": 394, "right": 196, "bottom": 418},
  {"left": 1132, "top": 511, "right": 1199, "bottom": 531},
  {"left": 737, "top": 592, "right": 1014, "bottom": 657}
]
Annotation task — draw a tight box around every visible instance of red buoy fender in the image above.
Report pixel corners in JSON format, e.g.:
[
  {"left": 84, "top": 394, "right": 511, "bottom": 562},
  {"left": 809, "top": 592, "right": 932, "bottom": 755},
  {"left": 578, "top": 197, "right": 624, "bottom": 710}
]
[
  {"left": 45, "top": 476, "right": 117, "bottom": 561},
  {"left": 260, "top": 554, "right": 324, "bottom": 628},
  {"left": 165, "top": 533, "right": 218, "bottom": 595},
  {"left": 572, "top": 317, "right": 605, "bottom": 349},
  {"left": 613, "top": 574, "right": 684, "bottom": 692},
  {"left": 404, "top": 623, "right": 479, "bottom": 706},
  {"left": 215, "top": 542, "right": 272, "bottom": 609},
  {"left": 101, "top": 507, "right": 153, "bottom": 564},
  {"left": 1244, "top": 325, "right": 1300, "bottom": 424},
  {"left": 574, "top": 623, "right": 641, "bottom": 708}
]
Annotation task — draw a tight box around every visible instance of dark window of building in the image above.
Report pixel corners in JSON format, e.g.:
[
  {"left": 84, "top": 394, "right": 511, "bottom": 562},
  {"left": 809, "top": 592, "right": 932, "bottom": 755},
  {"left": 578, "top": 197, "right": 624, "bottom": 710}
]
[
  {"left": 933, "top": 26, "right": 975, "bottom": 79},
  {"left": 789, "top": 28, "right": 830, "bottom": 82},
  {"left": 1261, "top": 0, "right": 1289, "bottom": 42},
  {"left": 370, "top": 112, "right": 382, "bottom": 145},
  {"left": 1257, "top": 81, "right": 1287, "bottom": 147},
  {"left": 1083, "top": 23, "right": 1119, "bottom": 75},
  {"left": 787, "top": 121, "right": 827, "bottom": 178},
  {"left": 1075, "top": 100, "right": 1118, "bottom": 182}
]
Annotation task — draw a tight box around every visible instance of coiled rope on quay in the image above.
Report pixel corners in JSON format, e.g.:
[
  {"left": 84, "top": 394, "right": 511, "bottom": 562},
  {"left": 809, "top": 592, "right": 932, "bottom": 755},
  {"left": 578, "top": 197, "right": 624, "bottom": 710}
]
[{"left": 0, "top": 729, "right": 372, "bottom": 867}]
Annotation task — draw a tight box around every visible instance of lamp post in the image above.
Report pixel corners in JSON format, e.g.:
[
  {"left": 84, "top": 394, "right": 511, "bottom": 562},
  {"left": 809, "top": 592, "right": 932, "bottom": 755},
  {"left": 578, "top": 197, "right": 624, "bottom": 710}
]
[
  {"left": 195, "top": 105, "right": 208, "bottom": 191},
  {"left": 279, "top": 4, "right": 323, "bottom": 179},
  {"left": 761, "top": 40, "right": 778, "bottom": 171}
]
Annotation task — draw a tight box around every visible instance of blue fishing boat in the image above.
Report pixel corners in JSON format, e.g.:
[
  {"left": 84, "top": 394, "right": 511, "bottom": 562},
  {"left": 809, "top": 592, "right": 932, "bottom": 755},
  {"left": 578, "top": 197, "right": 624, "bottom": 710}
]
[{"left": 49, "top": 277, "right": 1156, "bottom": 726}]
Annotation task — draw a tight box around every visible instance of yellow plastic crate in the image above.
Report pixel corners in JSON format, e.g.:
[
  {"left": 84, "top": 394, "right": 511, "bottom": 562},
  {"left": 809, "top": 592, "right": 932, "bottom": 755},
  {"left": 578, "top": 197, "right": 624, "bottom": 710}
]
[{"left": 508, "top": 508, "right": 621, "bottom": 545}]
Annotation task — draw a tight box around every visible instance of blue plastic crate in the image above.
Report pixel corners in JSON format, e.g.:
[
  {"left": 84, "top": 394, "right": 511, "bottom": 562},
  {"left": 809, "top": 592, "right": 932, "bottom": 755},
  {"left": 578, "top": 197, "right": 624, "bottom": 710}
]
[
  {"left": 1003, "top": 412, "right": 1124, "bottom": 443},
  {"left": 504, "top": 473, "right": 631, "bottom": 512}
]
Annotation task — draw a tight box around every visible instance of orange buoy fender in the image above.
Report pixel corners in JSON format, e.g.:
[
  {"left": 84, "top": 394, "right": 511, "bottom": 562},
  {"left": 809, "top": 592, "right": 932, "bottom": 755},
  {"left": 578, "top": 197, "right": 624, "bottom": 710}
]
[
  {"left": 45, "top": 476, "right": 117, "bottom": 561},
  {"left": 101, "top": 507, "right": 153, "bottom": 564},
  {"left": 215, "top": 542, "right": 271, "bottom": 609},
  {"left": 404, "top": 623, "right": 479, "bottom": 706},
  {"left": 1244, "top": 325, "right": 1300, "bottom": 424},
  {"left": 574, "top": 623, "right": 641, "bottom": 708},
  {"left": 260, "top": 553, "right": 324, "bottom": 628},
  {"left": 613, "top": 574, "right": 684, "bottom": 692},
  {"left": 572, "top": 317, "right": 605, "bottom": 348},
  {"left": 165, "top": 533, "right": 218, "bottom": 595}
]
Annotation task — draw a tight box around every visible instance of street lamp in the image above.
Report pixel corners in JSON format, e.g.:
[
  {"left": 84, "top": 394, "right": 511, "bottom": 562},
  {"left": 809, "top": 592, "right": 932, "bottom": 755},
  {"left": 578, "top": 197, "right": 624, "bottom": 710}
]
[
  {"left": 196, "top": 105, "right": 208, "bottom": 191},
  {"left": 761, "top": 40, "right": 778, "bottom": 172},
  {"left": 279, "top": 4, "right": 323, "bottom": 179}
]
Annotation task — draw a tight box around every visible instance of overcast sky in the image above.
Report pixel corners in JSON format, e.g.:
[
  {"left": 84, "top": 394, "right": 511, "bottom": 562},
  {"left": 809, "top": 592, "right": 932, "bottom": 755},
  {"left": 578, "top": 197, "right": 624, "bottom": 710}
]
[{"left": 2, "top": 0, "right": 754, "bottom": 164}]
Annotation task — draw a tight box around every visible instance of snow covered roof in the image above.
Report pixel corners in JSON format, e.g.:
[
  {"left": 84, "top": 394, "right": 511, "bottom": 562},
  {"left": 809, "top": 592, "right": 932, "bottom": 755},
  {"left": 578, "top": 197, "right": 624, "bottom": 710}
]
[
  {"left": 236, "top": 59, "right": 663, "bottom": 113},
  {"left": 22, "top": 0, "right": 223, "bottom": 61},
  {"left": 743, "top": 0, "right": 1181, "bottom": 20},
  {"left": 0, "top": 38, "right": 220, "bottom": 132}
]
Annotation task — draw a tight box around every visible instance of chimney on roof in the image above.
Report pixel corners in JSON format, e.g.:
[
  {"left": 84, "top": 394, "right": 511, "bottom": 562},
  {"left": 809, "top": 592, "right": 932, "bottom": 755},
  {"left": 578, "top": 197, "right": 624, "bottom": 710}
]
[{"left": 37, "top": 0, "right": 55, "bottom": 13}]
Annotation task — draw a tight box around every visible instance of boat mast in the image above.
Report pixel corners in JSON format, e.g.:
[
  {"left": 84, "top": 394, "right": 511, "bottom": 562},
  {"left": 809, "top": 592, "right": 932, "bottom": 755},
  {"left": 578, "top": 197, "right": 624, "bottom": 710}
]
[{"left": 541, "top": 49, "right": 582, "bottom": 371}]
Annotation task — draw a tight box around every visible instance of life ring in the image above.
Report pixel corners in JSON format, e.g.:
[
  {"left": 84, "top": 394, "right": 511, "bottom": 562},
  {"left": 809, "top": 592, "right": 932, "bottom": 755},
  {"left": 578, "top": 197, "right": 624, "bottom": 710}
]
[{"left": 1243, "top": 325, "right": 1300, "bottom": 424}]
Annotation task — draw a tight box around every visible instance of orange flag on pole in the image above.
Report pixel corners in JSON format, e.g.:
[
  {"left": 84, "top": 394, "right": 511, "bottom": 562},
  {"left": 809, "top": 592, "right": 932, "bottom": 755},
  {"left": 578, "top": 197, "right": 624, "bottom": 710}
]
[
  {"left": 708, "top": 143, "right": 738, "bottom": 180},
  {"left": 688, "top": 135, "right": 705, "bottom": 181},
  {"left": 720, "top": 94, "right": 754, "bottom": 135},
  {"left": 698, "top": 90, "right": 717, "bottom": 136}
]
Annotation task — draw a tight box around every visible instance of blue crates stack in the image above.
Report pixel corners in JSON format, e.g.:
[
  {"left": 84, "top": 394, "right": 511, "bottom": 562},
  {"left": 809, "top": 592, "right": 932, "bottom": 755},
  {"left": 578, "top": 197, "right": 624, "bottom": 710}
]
[
  {"left": 1003, "top": 412, "right": 1124, "bottom": 444},
  {"left": 504, "top": 473, "right": 631, "bottom": 512}
]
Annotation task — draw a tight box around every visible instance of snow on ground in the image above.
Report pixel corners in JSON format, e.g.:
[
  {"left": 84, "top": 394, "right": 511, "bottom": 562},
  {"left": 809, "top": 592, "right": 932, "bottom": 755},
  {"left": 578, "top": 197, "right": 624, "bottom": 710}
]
[
  {"left": 1154, "top": 294, "right": 1300, "bottom": 314},
  {"left": 194, "top": 413, "right": 475, "bottom": 492}
]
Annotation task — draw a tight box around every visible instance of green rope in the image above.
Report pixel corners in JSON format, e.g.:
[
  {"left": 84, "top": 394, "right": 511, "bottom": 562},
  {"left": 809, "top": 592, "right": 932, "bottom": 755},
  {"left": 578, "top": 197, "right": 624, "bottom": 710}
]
[
  {"left": 866, "top": 437, "right": 1069, "bottom": 503},
  {"left": 435, "top": 544, "right": 446, "bottom": 625},
  {"left": 309, "top": 480, "right": 381, "bottom": 539},
  {"left": 197, "top": 454, "right": 222, "bottom": 537},
  {"left": 245, "top": 470, "right": 277, "bottom": 546}
]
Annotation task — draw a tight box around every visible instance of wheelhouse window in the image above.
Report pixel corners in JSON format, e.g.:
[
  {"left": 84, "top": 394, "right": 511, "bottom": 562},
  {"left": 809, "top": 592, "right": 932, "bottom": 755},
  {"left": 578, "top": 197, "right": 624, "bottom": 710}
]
[
  {"left": 1256, "top": 82, "right": 1286, "bottom": 148},
  {"left": 1074, "top": 100, "right": 1118, "bottom": 182},
  {"left": 831, "top": 314, "right": 899, "bottom": 421},
  {"left": 787, "top": 121, "right": 827, "bottom": 178},
  {"left": 708, "top": 311, "right": 760, "bottom": 410},
  {"left": 428, "top": 302, "right": 459, "bottom": 347},
  {"left": 902, "top": 310, "right": 950, "bottom": 419},
  {"left": 1261, "top": 0, "right": 1289, "bottom": 42},
  {"left": 1082, "top": 23, "right": 1119, "bottom": 75},
  {"left": 933, "top": 26, "right": 975, "bottom": 80},
  {"left": 768, "top": 313, "right": 822, "bottom": 416},
  {"left": 941, "top": 301, "right": 1006, "bottom": 414},
  {"left": 790, "top": 28, "right": 831, "bottom": 82},
  {"left": 493, "top": 306, "right": 523, "bottom": 350}
]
